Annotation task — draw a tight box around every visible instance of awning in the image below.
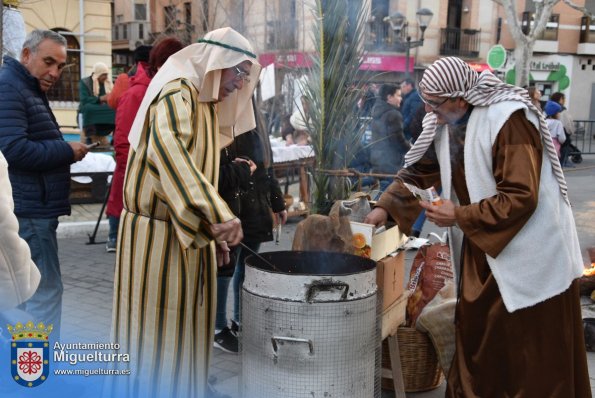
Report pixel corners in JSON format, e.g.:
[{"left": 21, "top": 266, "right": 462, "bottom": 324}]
[
  {"left": 360, "top": 54, "right": 414, "bottom": 73},
  {"left": 259, "top": 52, "right": 313, "bottom": 69}
]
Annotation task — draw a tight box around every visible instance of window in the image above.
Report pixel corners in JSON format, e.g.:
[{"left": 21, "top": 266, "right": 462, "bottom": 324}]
[
  {"left": 47, "top": 29, "right": 81, "bottom": 103},
  {"left": 367, "top": 0, "right": 389, "bottom": 49},
  {"left": 185, "top": 2, "right": 191, "bottom": 26},
  {"left": 201, "top": 0, "right": 209, "bottom": 32},
  {"left": 266, "top": 0, "right": 296, "bottom": 50},
  {"left": 580, "top": 16, "right": 595, "bottom": 44},
  {"left": 139, "top": 22, "right": 144, "bottom": 40},
  {"left": 165, "top": 5, "right": 177, "bottom": 33},
  {"left": 521, "top": 12, "right": 559, "bottom": 40},
  {"left": 134, "top": 4, "right": 147, "bottom": 21}
]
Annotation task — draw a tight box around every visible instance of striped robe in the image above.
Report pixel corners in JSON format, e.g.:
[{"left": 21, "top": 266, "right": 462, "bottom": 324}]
[{"left": 105, "top": 78, "right": 235, "bottom": 398}]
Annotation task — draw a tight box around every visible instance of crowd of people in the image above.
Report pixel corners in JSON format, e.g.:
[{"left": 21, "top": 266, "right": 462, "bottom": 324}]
[{"left": 0, "top": 27, "right": 590, "bottom": 398}]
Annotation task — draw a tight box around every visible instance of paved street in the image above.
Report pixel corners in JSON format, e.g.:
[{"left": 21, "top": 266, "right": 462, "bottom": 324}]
[{"left": 50, "top": 155, "right": 595, "bottom": 397}]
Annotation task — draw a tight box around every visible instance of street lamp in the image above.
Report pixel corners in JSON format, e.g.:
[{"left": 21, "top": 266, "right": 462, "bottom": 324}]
[{"left": 384, "top": 8, "right": 434, "bottom": 78}]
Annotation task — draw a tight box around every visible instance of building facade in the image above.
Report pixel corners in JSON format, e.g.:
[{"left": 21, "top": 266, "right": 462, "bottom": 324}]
[
  {"left": 497, "top": 0, "right": 595, "bottom": 120},
  {"left": 15, "top": 0, "right": 113, "bottom": 128},
  {"left": 6, "top": 0, "right": 593, "bottom": 127}
]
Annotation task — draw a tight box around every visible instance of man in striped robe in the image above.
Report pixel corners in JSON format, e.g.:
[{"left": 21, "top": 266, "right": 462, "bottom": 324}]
[
  {"left": 104, "top": 28, "right": 261, "bottom": 398},
  {"left": 365, "top": 57, "right": 590, "bottom": 397}
]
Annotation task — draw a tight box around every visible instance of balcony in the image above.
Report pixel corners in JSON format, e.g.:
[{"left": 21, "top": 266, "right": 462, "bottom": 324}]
[
  {"left": 364, "top": 19, "right": 423, "bottom": 53},
  {"left": 365, "top": 17, "right": 390, "bottom": 51},
  {"left": 112, "top": 21, "right": 151, "bottom": 50},
  {"left": 439, "top": 28, "right": 480, "bottom": 58}
]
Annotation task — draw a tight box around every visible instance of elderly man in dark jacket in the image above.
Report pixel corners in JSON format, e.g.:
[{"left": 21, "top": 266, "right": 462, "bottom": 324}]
[
  {"left": 0, "top": 30, "right": 88, "bottom": 339},
  {"left": 370, "top": 83, "right": 410, "bottom": 193}
]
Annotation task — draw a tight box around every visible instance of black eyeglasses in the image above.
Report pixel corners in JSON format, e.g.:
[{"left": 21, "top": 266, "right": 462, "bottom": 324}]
[
  {"left": 420, "top": 94, "right": 450, "bottom": 110},
  {"left": 233, "top": 66, "right": 250, "bottom": 83}
]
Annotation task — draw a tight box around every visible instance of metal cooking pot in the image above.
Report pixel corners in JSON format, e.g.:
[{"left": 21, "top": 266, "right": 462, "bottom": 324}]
[
  {"left": 242, "top": 250, "right": 377, "bottom": 302},
  {"left": 241, "top": 251, "right": 381, "bottom": 398}
]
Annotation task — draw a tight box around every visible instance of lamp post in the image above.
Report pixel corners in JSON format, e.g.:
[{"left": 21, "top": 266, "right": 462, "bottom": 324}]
[{"left": 384, "top": 8, "right": 433, "bottom": 78}]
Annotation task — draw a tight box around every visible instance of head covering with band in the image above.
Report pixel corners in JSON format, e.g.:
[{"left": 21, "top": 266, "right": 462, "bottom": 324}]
[
  {"left": 404, "top": 57, "right": 568, "bottom": 204},
  {"left": 128, "top": 27, "right": 261, "bottom": 151},
  {"left": 91, "top": 62, "right": 113, "bottom": 96}
]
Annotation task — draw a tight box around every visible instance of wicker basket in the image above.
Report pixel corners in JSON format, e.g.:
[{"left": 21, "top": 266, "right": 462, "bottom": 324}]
[{"left": 381, "top": 326, "right": 444, "bottom": 392}]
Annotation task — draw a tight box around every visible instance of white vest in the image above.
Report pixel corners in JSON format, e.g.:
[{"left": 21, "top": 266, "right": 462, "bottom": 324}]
[{"left": 434, "top": 101, "right": 583, "bottom": 312}]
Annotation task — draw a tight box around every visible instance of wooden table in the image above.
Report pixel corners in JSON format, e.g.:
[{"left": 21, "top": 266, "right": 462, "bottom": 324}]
[
  {"left": 381, "top": 293, "right": 409, "bottom": 398},
  {"left": 272, "top": 156, "right": 315, "bottom": 217}
]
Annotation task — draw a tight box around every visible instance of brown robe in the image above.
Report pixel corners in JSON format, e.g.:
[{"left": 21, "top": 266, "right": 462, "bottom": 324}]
[{"left": 377, "top": 110, "right": 591, "bottom": 397}]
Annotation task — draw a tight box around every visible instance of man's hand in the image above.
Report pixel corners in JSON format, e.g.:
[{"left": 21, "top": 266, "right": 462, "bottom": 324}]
[
  {"left": 363, "top": 207, "right": 388, "bottom": 227},
  {"left": 69, "top": 142, "right": 89, "bottom": 162},
  {"left": 233, "top": 157, "right": 257, "bottom": 175},
  {"left": 419, "top": 199, "right": 457, "bottom": 228},
  {"left": 208, "top": 218, "right": 243, "bottom": 246}
]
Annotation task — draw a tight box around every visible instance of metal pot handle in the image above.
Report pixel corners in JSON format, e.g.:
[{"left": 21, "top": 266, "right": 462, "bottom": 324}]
[
  {"left": 305, "top": 280, "right": 350, "bottom": 302},
  {"left": 271, "top": 336, "right": 314, "bottom": 360}
]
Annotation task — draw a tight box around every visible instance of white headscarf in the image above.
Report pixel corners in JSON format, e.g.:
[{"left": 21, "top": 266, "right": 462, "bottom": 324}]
[
  {"left": 128, "top": 27, "right": 261, "bottom": 150},
  {"left": 91, "top": 62, "right": 113, "bottom": 96},
  {"left": 404, "top": 57, "right": 568, "bottom": 204},
  {"left": 289, "top": 110, "right": 309, "bottom": 132}
]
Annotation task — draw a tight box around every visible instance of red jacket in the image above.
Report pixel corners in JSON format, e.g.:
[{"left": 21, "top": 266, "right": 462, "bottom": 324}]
[{"left": 106, "top": 62, "right": 151, "bottom": 218}]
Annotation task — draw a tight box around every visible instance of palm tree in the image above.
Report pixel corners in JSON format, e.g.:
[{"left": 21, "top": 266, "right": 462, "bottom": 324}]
[{"left": 301, "top": 0, "right": 371, "bottom": 214}]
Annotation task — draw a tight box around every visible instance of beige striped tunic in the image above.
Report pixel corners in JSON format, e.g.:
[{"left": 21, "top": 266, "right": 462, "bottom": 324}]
[{"left": 105, "top": 78, "right": 235, "bottom": 398}]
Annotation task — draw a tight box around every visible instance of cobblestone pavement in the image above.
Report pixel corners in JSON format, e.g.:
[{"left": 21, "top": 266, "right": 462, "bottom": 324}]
[{"left": 52, "top": 156, "right": 595, "bottom": 397}]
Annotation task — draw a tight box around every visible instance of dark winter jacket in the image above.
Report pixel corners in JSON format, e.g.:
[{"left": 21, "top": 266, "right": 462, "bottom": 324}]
[
  {"left": 218, "top": 146, "right": 252, "bottom": 217},
  {"left": 369, "top": 98, "right": 410, "bottom": 174},
  {"left": 0, "top": 56, "right": 75, "bottom": 218},
  {"left": 233, "top": 130, "right": 285, "bottom": 243},
  {"left": 400, "top": 88, "right": 424, "bottom": 139}
]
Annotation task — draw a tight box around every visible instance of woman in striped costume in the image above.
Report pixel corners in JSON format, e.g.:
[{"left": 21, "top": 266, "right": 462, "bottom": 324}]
[{"left": 104, "top": 28, "right": 260, "bottom": 398}]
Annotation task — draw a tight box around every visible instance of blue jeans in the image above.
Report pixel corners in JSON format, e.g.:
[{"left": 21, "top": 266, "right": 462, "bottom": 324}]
[
  {"left": 215, "top": 241, "right": 261, "bottom": 329},
  {"left": 232, "top": 241, "right": 260, "bottom": 323},
  {"left": 215, "top": 276, "right": 231, "bottom": 330},
  {"left": 17, "top": 217, "right": 63, "bottom": 340},
  {"left": 412, "top": 210, "right": 426, "bottom": 235},
  {"left": 215, "top": 245, "right": 242, "bottom": 330},
  {"left": 108, "top": 215, "right": 119, "bottom": 242}
]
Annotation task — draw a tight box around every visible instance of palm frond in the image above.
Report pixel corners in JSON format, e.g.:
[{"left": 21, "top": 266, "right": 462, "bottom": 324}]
[{"left": 303, "top": 0, "right": 372, "bottom": 214}]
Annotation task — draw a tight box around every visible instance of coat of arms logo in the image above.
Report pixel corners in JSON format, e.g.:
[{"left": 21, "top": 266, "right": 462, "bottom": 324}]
[{"left": 7, "top": 321, "right": 53, "bottom": 387}]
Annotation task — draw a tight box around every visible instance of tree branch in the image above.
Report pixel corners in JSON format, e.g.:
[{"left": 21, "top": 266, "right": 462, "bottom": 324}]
[
  {"left": 497, "top": 0, "right": 530, "bottom": 45},
  {"left": 562, "top": 0, "right": 593, "bottom": 18},
  {"left": 531, "top": 1, "right": 555, "bottom": 38}
]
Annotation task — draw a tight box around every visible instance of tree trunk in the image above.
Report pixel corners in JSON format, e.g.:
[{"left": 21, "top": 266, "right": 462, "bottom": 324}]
[{"left": 513, "top": 39, "right": 533, "bottom": 88}]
